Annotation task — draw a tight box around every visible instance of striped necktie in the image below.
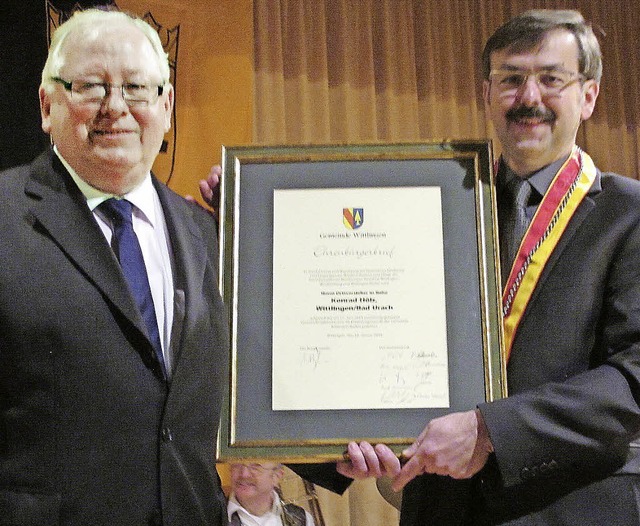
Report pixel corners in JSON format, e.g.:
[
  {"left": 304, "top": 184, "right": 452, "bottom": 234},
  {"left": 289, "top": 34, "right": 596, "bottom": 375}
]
[{"left": 501, "top": 177, "right": 532, "bottom": 286}]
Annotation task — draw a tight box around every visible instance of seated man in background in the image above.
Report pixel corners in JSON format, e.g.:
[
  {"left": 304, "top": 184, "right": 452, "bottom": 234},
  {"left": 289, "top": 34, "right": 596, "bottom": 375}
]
[{"left": 228, "top": 463, "right": 316, "bottom": 526}]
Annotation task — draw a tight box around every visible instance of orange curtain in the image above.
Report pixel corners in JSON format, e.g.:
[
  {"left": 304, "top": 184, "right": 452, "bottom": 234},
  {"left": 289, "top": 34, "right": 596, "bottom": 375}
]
[{"left": 254, "top": 0, "right": 640, "bottom": 180}]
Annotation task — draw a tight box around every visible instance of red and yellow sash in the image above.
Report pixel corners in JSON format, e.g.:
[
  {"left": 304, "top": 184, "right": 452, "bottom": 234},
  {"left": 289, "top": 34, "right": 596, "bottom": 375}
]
[{"left": 502, "top": 147, "right": 597, "bottom": 361}]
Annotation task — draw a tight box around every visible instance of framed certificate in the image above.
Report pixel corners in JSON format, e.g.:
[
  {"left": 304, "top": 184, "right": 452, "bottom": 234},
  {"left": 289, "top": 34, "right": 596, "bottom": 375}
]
[{"left": 217, "top": 141, "right": 506, "bottom": 463}]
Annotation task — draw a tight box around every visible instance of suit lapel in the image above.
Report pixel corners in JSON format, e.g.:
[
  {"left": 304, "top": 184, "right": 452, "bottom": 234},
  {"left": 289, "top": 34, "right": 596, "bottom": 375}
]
[
  {"left": 154, "top": 180, "right": 208, "bottom": 371},
  {"left": 25, "top": 150, "right": 163, "bottom": 375}
]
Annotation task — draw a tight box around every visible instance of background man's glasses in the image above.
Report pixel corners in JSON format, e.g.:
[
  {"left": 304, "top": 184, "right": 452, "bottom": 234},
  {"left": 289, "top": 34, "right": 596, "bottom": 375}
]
[
  {"left": 489, "top": 68, "right": 585, "bottom": 97},
  {"left": 230, "top": 463, "right": 279, "bottom": 475},
  {"left": 51, "top": 77, "right": 164, "bottom": 105}
]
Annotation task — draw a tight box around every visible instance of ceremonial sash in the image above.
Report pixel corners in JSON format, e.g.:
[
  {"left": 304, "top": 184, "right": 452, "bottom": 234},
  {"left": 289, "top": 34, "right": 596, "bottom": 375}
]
[{"left": 502, "top": 147, "right": 597, "bottom": 361}]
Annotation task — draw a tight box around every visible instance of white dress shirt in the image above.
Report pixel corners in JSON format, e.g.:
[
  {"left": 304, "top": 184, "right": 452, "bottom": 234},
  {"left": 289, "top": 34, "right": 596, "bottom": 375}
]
[
  {"left": 227, "top": 491, "right": 315, "bottom": 526},
  {"left": 55, "top": 147, "right": 175, "bottom": 374}
]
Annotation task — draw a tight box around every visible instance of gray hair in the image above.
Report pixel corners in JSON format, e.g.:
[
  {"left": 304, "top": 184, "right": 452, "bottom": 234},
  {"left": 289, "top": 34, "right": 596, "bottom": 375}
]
[
  {"left": 482, "top": 9, "right": 602, "bottom": 82},
  {"left": 41, "top": 8, "right": 170, "bottom": 91}
]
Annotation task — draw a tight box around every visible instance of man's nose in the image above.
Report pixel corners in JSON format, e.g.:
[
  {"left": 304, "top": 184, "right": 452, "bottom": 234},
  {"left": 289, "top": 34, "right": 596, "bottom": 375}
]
[
  {"left": 100, "top": 86, "right": 129, "bottom": 114},
  {"left": 515, "top": 75, "right": 543, "bottom": 106}
]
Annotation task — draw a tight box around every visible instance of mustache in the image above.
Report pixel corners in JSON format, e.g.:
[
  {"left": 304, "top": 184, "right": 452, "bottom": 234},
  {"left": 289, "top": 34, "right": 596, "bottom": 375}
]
[{"left": 506, "top": 106, "right": 555, "bottom": 123}]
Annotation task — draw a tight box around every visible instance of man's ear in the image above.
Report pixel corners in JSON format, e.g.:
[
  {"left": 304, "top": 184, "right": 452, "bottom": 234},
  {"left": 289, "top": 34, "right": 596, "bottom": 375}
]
[
  {"left": 39, "top": 86, "right": 52, "bottom": 134},
  {"left": 482, "top": 79, "right": 492, "bottom": 108},
  {"left": 580, "top": 79, "right": 600, "bottom": 121},
  {"left": 163, "top": 84, "right": 174, "bottom": 132},
  {"left": 273, "top": 465, "right": 285, "bottom": 485}
]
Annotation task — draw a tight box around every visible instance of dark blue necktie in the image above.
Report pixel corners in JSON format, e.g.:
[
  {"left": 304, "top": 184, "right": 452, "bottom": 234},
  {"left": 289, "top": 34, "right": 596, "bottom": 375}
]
[
  {"left": 99, "top": 198, "right": 166, "bottom": 378},
  {"left": 501, "top": 177, "right": 532, "bottom": 287}
]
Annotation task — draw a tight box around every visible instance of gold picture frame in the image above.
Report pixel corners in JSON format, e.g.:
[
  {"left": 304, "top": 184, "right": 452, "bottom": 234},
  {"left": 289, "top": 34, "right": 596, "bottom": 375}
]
[{"left": 217, "top": 141, "right": 506, "bottom": 463}]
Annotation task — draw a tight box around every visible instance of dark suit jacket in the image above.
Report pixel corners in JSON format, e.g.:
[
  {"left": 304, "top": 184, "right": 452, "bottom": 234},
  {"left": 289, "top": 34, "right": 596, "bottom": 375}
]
[
  {"left": 0, "top": 149, "right": 229, "bottom": 525},
  {"left": 297, "top": 166, "right": 640, "bottom": 525}
]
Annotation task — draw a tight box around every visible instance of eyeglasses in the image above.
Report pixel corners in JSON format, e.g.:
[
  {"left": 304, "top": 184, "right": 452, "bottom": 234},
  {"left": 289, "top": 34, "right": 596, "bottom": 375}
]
[
  {"left": 230, "top": 463, "right": 279, "bottom": 475},
  {"left": 489, "top": 68, "right": 585, "bottom": 97},
  {"left": 51, "top": 77, "right": 165, "bottom": 105}
]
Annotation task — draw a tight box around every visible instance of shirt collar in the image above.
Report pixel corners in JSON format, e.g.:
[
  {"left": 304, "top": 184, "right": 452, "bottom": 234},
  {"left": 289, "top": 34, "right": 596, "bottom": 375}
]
[
  {"left": 54, "top": 145, "right": 158, "bottom": 227},
  {"left": 227, "top": 491, "right": 282, "bottom": 521},
  {"left": 498, "top": 153, "right": 571, "bottom": 199}
]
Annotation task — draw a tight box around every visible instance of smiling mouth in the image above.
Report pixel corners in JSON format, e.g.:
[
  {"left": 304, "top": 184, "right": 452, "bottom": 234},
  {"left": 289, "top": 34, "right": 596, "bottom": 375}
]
[
  {"left": 90, "top": 129, "right": 135, "bottom": 138},
  {"left": 88, "top": 130, "right": 135, "bottom": 145},
  {"left": 511, "top": 117, "right": 549, "bottom": 126}
]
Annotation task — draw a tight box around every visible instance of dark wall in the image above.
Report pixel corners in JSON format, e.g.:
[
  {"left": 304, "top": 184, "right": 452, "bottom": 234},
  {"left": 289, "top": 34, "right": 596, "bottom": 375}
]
[
  {"left": 0, "top": 1, "right": 49, "bottom": 170},
  {"left": 0, "top": 1, "right": 118, "bottom": 170}
]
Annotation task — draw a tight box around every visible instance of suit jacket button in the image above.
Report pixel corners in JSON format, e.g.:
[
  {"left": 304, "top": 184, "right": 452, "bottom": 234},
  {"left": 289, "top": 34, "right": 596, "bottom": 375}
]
[
  {"left": 520, "top": 467, "right": 532, "bottom": 481},
  {"left": 162, "top": 427, "right": 173, "bottom": 442}
]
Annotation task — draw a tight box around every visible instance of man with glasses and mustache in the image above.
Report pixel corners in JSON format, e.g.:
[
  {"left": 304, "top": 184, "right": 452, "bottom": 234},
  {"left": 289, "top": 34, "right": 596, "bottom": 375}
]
[
  {"left": 228, "top": 463, "right": 315, "bottom": 526},
  {"left": 0, "top": 8, "right": 229, "bottom": 525},
  {"left": 283, "top": 9, "right": 640, "bottom": 526}
]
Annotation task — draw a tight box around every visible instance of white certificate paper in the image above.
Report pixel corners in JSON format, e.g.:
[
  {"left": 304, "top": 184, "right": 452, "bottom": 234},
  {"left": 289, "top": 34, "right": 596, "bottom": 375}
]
[{"left": 272, "top": 186, "right": 449, "bottom": 410}]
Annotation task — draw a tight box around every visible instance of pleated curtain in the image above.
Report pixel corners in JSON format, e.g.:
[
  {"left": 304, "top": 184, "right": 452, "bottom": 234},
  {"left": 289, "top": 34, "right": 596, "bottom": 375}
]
[{"left": 254, "top": 0, "right": 639, "bottom": 179}]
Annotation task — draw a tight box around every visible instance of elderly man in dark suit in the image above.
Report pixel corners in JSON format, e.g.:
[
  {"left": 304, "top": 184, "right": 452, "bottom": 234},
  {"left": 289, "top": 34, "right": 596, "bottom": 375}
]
[
  {"left": 294, "top": 9, "right": 640, "bottom": 526},
  {"left": 0, "top": 8, "right": 228, "bottom": 525}
]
